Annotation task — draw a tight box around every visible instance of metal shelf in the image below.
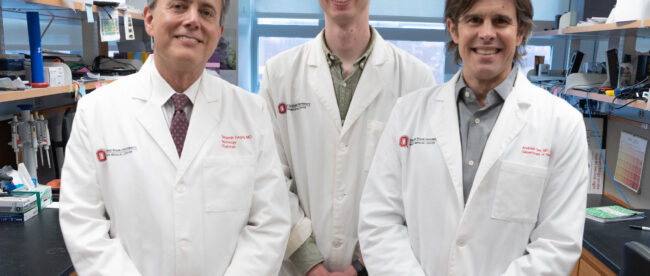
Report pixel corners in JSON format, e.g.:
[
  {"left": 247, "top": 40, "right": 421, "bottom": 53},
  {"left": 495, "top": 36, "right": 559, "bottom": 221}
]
[
  {"left": 0, "top": 80, "right": 115, "bottom": 103},
  {"left": 565, "top": 89, "right": 649, "bottom": 111},
  {"left": 11, "top": 0, "right": 145, "bottom": 20},
  {"left": 532, "top": 19, "right": 650, "bottom": 39}
]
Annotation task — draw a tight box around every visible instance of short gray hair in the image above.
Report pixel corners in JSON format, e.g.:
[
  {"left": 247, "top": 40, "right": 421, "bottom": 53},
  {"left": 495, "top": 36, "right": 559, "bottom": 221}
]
[{"left": 147, "top": 0, "right": 230, "bottom": 26}]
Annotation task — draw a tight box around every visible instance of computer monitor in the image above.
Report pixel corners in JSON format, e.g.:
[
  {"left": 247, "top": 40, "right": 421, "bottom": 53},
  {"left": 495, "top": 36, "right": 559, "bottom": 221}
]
[
  {"left": 603, "top": 48, "right": 619, "bottom": 88},
  {"left": 636, "top": 55, "right": 650, "bottom": 82},
  {"left": 568, "top": 50, "right": 584, "bottom": 75}
]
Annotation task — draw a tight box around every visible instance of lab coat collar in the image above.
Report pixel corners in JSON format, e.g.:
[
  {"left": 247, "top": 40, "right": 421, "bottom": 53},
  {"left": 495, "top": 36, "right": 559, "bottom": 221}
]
[
  {"left": 466, "top": 69, "right": 533, "bottom": 208},
  {"left": 433, "top": 69, "right": 533, "bottom": 209},
  {"left": 133, "top": 57, "right": 222, "bottom": 168},
  {"left": 307, "top": 29, "right": 389, "bottom": 135},
  {"left": 133, "top": 57, "right": 181, "bottom": 166},
  {"left": 175, "top": 70, "right": 222, "bottom": 181}
]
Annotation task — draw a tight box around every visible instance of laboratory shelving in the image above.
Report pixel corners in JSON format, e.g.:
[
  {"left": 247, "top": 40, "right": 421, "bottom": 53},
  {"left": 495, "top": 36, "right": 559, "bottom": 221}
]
[{"left": 0, "top": 80, "right": 115, "bottom": 103}]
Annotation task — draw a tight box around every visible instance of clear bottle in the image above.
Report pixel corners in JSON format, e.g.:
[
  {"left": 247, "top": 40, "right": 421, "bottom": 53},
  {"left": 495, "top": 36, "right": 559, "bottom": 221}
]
[{"left": 620, "top": 55, "right": 633, "bottom": 87}]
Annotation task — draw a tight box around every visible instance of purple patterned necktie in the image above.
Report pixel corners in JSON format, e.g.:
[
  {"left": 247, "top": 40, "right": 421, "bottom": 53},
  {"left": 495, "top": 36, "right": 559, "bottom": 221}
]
[{"left": 170, "top": 93, "right": 190, "bottom": 156}]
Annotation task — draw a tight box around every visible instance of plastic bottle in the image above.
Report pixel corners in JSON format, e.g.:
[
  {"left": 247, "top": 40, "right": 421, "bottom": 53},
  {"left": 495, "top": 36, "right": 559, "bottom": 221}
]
[{"left": 620, "top": 55, "right": 633, "bottom": 87}]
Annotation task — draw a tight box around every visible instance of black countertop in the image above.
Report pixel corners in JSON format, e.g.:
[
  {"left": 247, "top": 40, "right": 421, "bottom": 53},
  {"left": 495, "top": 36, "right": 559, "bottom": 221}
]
[
  {"left": 585, "top": 194, "right": 650, "bottom": 273},
  {"left": 0, "top": 208, "right": 73, "bottom": 276},
  {"left": 0, "top": 196, "right": 647, "bottom": 275}
]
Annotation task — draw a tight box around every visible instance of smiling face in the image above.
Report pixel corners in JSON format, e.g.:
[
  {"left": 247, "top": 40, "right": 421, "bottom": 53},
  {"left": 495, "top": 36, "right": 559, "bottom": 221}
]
[
  {"left": 447, "top": 0, "right": 524, "bottom": 84},
  {"left": 144, "top": 0, "right": 224, "bottom": 73},
  {"left": 318, "top": 0, "right": 370, "bottom": 25}
]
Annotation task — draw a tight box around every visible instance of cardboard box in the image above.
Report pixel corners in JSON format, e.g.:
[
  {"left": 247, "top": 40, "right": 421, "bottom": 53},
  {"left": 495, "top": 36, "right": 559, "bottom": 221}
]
[
  {"left": 0, "top": 193, "right": 37, "bottom": 212},
  {"left": 13, "top": 185, "right": 52, "bottom": 210},
  {"left": 0, "top": 206, "right": 38, "bottom": 222},
  {"left": 0, "top": 194, "right": 39, "bottom": 222}
]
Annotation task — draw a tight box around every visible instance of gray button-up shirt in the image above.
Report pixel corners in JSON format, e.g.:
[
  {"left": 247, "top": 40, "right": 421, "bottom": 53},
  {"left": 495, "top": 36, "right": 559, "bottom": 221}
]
[{"left": 455, "top": 67, "right": 518, "bottom": 204}]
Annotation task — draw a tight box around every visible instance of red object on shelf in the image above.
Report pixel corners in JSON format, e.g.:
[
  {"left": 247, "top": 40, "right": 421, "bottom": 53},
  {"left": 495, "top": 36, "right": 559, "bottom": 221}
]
[{"left": 30, "top": 82, "right": 49, "bottom": 88}]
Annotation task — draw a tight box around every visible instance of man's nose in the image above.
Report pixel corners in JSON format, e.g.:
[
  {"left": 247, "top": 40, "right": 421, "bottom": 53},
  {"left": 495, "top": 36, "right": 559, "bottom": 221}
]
[{"left": 478, "top": 22, "right": 496, "bottom": 41}]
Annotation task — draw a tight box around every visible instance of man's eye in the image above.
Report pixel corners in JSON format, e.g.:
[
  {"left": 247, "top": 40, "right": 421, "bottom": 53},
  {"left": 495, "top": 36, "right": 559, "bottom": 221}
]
[
  {"left": 202, "top": 9, "right": 216, "bottom": 17},
  {"left": 494, "top": 18, "right": 509, "bottom": 25}
]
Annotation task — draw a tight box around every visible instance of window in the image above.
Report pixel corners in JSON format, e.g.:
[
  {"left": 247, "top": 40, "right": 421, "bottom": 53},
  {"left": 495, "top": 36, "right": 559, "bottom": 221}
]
[
  {"left": 250, "top": 17, "right": 448, "bottom": 91},
  {"left": 520, "top": 45, "right": 553, "bottom": 76},
  {"left": 388, "top": 40, "right": 445, "bottom": 84},
  {"left": 257, "top": 37, "right": 311, "bottom": 87}
]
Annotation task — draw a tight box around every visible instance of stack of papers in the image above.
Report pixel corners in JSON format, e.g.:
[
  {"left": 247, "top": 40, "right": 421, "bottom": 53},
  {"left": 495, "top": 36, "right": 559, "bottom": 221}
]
[
  {"left": 586, "top": 205, "right": 645, "bottom": 223},
  {"left": 576, "top": 17, "right": 607, "bottom": 27}
]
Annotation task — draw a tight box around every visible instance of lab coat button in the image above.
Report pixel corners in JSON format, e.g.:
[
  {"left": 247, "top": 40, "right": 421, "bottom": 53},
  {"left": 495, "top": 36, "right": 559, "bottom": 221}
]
[
  {"left": 176, "top": 184, "right": 186, "bottom": 193},
  {"left": 474, "top": 118, "right": 480, "bottom": 124},
  {"left": 178, "top": 240, "right": 190, "bottom": 251},
  {"left": 332, "top": 239, "right": 343, "bottom": 248},
  {"left": 457, "top": 238, "right": 466, "bottom": 246},
  {"left": 468, "top": 160, "right": 474, "bottom": 166}
]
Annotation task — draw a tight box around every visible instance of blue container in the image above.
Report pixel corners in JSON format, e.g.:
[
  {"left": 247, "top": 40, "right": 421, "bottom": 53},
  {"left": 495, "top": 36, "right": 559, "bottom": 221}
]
[{"left": 26, "top": 12, "right": 47, "bottom": 87}]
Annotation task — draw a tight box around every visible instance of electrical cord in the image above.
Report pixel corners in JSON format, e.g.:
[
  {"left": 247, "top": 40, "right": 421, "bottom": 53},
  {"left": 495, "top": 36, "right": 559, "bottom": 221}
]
[
  {"left": 612, "top": 98, "right": 639, "bottom": 109},
  {"left": 584, "top": 90, "right": 633, "bottom": 209}
]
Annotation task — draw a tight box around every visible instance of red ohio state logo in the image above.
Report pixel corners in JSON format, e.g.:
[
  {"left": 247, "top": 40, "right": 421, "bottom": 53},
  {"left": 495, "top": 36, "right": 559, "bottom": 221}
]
[
  {"left": 399, "top": 136, "right": 409, "bottom": 147},
  {"left": 96, "top": 150, "right": 107, "bottom": 162},
  {"left": 278, "top": 103, "right": 287, "bottom": 114}
]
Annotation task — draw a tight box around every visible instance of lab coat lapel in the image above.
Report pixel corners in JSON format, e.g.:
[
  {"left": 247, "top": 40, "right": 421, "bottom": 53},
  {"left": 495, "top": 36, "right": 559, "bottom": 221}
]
[
  {"left": 341, "top": 34, "right": 386, "bottom": 136},
  {"left": 308, "top": 32, "right": 343, "bottom": 131},
  {"left": 430, "top": 72, "right": 464, "bottom": 209},
  {"left": 468, "top": 70, "right": 531, "bottom": 203},
  {"left": 133, "top": 60, "right": 180, "bottom": 167},
  {"left": 176, "top": 73, "right": 221, "bottom": 182}
]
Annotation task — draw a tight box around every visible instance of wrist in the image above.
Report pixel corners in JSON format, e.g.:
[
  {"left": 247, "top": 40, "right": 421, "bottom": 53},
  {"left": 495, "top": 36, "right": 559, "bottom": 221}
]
[{"left": 351, "top": 259, "right": 367, "bottom": 276}]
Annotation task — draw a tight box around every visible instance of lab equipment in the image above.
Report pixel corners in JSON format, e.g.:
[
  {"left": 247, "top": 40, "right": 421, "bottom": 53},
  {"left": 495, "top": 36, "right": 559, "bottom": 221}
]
[
  {"left": 26, "top": 12, "right": 48, "bottom": 88},
  {"left": 7, "top": 106, "right": 53, "bottom": 183}
]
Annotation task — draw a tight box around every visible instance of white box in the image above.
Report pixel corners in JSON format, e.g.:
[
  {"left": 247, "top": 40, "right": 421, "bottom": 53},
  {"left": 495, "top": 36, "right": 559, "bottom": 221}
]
[
  {"left": 0, "top": 206, "right": 38, "bottom": 222},
  {"left": 0, "top": 193, "right": 37, "bottom": 213}
]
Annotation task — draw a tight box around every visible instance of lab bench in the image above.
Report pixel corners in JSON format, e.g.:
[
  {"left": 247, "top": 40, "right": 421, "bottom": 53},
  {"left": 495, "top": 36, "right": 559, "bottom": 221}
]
[
  {"left": 0, "top": 195, "right": 647, "bottom": 275},
  {"left": 573, "top": 194, "right": 650, "bottom": 275},
  {"left": 0, "top": 208, "right": 73, "bottom": 276}
]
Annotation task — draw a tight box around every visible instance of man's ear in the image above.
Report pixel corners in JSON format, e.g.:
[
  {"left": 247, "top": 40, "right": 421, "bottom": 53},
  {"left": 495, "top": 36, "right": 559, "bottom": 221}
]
[
  {"left": 447, "top": 18, "right": 459, "bottom": 44},
  {"left": 144, "top": 6, "right": 154, "bottom": 37}
]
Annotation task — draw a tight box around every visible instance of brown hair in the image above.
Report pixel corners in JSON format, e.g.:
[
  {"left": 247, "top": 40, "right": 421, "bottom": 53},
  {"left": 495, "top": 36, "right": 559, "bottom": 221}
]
[{"left": 444, "top": 0, "right": 533, "bottom": 65}]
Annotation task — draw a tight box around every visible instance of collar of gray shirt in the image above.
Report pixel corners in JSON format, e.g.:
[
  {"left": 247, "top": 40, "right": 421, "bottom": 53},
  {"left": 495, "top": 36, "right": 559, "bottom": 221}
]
[{"left": 455, "top": 66, "right": 518, "bottom": 105}]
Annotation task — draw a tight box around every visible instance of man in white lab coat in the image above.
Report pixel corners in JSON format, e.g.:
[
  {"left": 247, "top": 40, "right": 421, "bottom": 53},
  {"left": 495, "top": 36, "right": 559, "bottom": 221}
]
[
  {"left": 260, "top": 1, "right": 435, "bottom": 275},
  {"left": 59, "top": 0, "right": 290, "bottom": 275},
  {"left": 359, "top": 0, "right": 588, "bottom": 275}
]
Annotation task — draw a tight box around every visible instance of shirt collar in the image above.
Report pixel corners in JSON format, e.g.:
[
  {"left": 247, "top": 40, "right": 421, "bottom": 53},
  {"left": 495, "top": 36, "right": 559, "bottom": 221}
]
[
  {"left": 455, "top": 66, "right": 518, "bottom": 101},
  {"left": 151, "top": 58, "right": 200, "bottom": 107},
  {"left": 321, "top": 26, "right": 376, "bottom": 69}
]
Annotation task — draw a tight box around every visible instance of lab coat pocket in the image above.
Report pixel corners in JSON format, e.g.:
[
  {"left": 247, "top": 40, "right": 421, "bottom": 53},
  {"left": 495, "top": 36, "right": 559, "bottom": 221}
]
[
  {"left": 363, "top": 120, "right": 386, "bottom": 173},
  {"left": 491, "top": 161, "right": 547, "bottom": 224},
  {"left": 203, "top": 156, "right": 255, "bottom": 212}
]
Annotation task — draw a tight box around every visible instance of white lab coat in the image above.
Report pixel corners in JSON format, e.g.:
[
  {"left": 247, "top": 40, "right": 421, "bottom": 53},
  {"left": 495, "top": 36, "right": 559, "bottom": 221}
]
[
  {"left": 359, "top": 70, "right": 588, "bottom": 276},
  {"left": 260, "top": 29, "right": 435, "bottom": 274},
  {"left": 59, "top": 58, "right": 291, "bottom": 276}
]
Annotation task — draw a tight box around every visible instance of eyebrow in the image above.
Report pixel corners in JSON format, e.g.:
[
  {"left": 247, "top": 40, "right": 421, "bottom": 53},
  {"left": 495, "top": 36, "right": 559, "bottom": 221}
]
[{"left": 461, "top": 12, "right": 514, "bottom": 21}]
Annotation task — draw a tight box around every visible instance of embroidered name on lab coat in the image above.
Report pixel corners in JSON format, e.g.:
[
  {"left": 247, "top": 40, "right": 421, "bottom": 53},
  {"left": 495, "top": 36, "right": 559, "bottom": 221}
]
[
  {"left": 521, "top": 146, "right": 551, "bottom": 157},
  {"left": 399, "top": 136, "right": 437, "bottom": 147},
  {"left": 278, "top": 102, "right": 311, "bottom": 114},
  {"left": 96, "top": 146, "right": 138, "bottom": 161},
  {"left": 222, "top": 135, "right": 252, "bottom": 149}
]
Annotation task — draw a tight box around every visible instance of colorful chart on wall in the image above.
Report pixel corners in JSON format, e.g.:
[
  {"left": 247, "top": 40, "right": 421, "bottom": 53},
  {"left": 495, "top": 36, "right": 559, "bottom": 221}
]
[
  {"left": 98, "top": 7, "right": 120, "bottom": 42},
  {"left": 614, "top": 131, "right": 647, "bottom": 193}
]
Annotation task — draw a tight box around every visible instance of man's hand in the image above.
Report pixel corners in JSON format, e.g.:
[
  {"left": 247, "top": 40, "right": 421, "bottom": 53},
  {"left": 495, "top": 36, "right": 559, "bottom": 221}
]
[
  {"left": 330, "top": 265, "right": 357, "bottom": 276},
  {"left": 306, "top": 263, "right": 331, "bottom": 276}
]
